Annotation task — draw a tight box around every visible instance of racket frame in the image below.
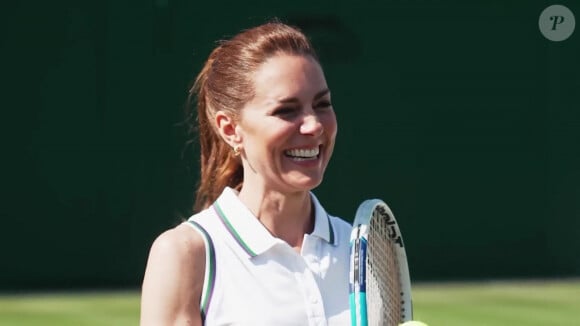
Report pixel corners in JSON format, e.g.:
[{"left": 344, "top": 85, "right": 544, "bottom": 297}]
[{"left": 349, "top": 199, "right": 413, "bottom": 326}]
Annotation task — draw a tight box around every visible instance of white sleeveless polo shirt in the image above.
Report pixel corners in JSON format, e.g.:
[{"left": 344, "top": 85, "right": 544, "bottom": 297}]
[{"left": 186, "top": 187, "right": 352, "bottom": 325}]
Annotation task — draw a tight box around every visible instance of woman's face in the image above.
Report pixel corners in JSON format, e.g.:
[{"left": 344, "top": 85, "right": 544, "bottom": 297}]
[{"left": 236, "top": 54, "right": 337, "bottom": 193}]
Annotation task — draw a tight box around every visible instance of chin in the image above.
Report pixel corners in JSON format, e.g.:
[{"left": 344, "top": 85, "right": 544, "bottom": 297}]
[{"left": 288, "top": 176, "right": 324, "bottom": 191}]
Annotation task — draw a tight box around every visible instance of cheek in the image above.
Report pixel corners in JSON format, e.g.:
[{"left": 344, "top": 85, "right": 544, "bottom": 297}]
[
  {"left": 244, "top": 124, "right": 294, "bottom": 157},
  {"left": 323, "top": 113, "right": 338, "bottom": 140}
]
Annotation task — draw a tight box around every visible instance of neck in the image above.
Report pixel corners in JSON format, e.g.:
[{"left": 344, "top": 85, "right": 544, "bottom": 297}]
[{"left": 238, "top": 185, "right": 314, "bottom": 251}]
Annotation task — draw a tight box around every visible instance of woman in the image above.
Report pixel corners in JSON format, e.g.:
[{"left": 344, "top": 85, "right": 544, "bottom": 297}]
[{"left": 140, "top": 21, "right": 352, "bottom": 325}]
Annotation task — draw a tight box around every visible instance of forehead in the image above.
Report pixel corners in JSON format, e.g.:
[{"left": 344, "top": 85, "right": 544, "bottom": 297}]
[{"left": 251, "top": 54, "right": 328, "bottom": 99}]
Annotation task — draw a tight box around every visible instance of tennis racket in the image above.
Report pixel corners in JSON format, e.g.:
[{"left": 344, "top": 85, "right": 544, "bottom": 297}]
[{"left": 349, "top": 199, "right": 413, "bottom": 326}]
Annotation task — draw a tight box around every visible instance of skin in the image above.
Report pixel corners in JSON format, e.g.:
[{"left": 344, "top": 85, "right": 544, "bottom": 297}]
[{"left": 140, "top": 53, "right": 337, "bottom": 325}]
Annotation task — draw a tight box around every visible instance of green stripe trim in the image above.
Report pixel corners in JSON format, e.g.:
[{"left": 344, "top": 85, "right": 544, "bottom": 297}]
[
  {"left": 327, "top": 214, "right": 335, "bottom": 245},
  {"left": 187, "top": 220, "right": 216, "bottom": 322},
  {"left": 213, "top": 202, "right": 257, "bottom": 257}
]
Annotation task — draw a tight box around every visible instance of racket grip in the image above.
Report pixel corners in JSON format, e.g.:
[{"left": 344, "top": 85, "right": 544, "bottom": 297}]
[{"left": 349, "top": 292, "right": 368, "bottom": 326}]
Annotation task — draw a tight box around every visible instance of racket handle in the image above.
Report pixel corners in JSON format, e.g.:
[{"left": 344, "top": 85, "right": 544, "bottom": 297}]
[{"left": 349, "top": 292, "right": 368, "bottom": 326}]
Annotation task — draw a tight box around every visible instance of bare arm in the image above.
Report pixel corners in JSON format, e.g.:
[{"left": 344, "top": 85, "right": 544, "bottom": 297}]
[{"left": 140, "top": 223, "right": 205, "bottom": 326}]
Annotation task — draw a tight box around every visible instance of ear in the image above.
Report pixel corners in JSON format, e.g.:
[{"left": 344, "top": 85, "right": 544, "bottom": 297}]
[{"left": 215, "top": 111, "right": 242, "bottom": 148}]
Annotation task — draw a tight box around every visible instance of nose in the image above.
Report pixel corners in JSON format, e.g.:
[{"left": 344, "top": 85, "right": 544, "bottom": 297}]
[{"left": 300, "top": 113, "right": 324, "bottom": 137}]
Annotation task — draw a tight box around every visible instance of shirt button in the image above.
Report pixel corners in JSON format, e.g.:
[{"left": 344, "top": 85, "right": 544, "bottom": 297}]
[{"left": 310, "top": 296, "right": 318, "bottom": 304}]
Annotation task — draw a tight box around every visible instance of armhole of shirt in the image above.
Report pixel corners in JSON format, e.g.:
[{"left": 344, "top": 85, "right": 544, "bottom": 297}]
[{"left": 186, "top": 220, "right": 216, "bottom": 324}]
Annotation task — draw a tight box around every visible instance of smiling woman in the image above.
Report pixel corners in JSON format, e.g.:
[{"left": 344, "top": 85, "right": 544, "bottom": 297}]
[{"left": 140, "top": 21, "right": 352, "bottom": 325}]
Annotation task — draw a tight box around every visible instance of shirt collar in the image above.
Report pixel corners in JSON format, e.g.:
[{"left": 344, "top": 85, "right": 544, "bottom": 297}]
[
  {"left": 310, "top": 191, "right": 336, "bottom": 246},
  {"left": 213, "top": 187, "right": 336, "bottom": 258}
]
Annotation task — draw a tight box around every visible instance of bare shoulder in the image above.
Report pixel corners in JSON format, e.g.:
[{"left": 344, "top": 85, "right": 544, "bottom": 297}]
[
  {"left": 144, "top": 223, "right": 206, "bottom": 278},
  {"left": 149, "top": 222, "right": 206, "bottom": 260},
  {"left": 140, "top": 223, "right": 206, "bottom": 326}
]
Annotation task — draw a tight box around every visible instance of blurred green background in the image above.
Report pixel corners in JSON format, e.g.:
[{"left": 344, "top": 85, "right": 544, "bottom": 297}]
[
  {"left": 2, "top": 0, "right": 579, "bottom": 293},
  {"left": 1, "top": 281, "right": 579, "bottom": 325}
]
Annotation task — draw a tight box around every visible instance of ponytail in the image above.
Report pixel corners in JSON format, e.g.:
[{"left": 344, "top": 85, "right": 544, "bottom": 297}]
[{"left": 189, "top": 51, "right": 243, "bottom": 212}]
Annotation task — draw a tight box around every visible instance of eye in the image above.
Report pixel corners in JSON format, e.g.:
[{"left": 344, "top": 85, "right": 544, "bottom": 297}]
[
  {"left": 315, "top": 100, "right": 332, "bottom": 110},
  {"left": 273, "top": 106, "right": 298, "bottom": 116}
]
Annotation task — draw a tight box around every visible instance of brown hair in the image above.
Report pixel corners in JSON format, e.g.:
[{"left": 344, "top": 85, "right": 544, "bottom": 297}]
[{"left": 188, "top": 21, "right": 319, "bottom": 211}]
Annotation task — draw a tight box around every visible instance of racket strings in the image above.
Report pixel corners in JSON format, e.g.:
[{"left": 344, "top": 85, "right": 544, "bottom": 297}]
[{"left": 367, "top": 214, "right": 402, "bottom": 326}]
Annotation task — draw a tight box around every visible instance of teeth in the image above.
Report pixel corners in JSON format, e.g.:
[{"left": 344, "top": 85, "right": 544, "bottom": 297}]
[{"left": 285, "top": 147, "right": 320, "bottom": 158}]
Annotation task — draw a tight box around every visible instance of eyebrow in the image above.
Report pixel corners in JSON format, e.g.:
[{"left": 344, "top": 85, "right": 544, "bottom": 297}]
[{"left": 277, "top": 88, "right": 330, "bottom": 104}]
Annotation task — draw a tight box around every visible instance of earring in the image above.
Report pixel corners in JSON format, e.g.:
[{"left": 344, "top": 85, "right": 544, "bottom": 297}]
[{"left": 233, "top": 145, "right": 241, "bottom": 156}]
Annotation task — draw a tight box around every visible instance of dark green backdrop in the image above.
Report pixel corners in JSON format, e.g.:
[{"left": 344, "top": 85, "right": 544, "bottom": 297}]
[{"left": 2, "top": 0, "right": 579, "bottom": 290}]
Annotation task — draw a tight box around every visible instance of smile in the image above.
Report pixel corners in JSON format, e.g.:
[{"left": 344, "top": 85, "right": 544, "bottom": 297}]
[{"left": 284, "top": 146, "right": 320, "bottom": 160}]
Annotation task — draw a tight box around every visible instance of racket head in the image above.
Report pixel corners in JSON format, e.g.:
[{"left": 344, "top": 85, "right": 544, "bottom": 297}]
[{"left": 349, "top": 199, "right": 413, "bottom": 326}]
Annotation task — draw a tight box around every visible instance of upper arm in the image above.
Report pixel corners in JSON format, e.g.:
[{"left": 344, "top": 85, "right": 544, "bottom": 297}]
[{"left": 140, "top": 223, "right": 205, "bottom": 326}]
